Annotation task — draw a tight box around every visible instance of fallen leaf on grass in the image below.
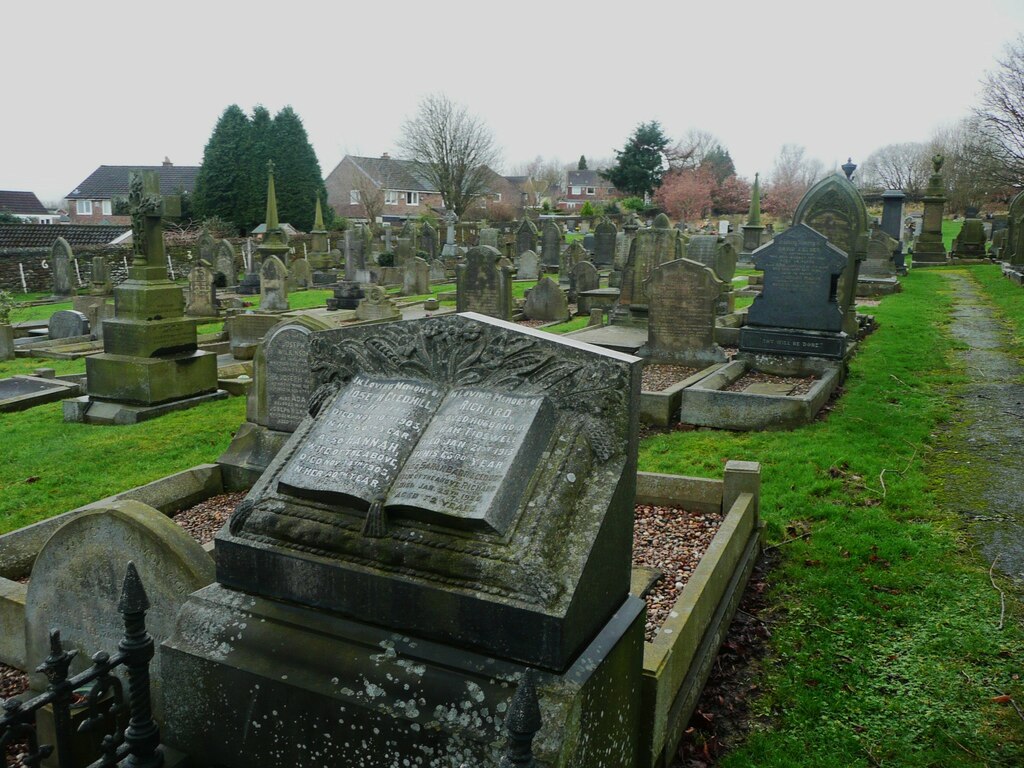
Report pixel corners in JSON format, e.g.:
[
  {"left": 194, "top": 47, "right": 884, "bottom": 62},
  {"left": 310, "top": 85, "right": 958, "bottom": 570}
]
[
  {"left": 24, "top": 476, "right": 40, "bottom": 484},
  {"left": 992, "top": 694, "right": 1013, "bottom": 704}
]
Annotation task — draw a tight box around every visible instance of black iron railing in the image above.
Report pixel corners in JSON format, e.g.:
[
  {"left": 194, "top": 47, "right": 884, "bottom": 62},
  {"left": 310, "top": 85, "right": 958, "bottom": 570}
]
[{"left": 0, "top": 562, "right": 163, "bottom": 768}]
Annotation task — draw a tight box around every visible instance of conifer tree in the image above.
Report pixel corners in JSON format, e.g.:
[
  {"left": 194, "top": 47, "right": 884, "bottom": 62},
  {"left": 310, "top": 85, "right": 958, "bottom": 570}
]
[
  {"left": 269, "top": 106, "right": 329, "bottom": 232},
  {"left": 192, "top": 104, "right": 251, "bottom": 231}
]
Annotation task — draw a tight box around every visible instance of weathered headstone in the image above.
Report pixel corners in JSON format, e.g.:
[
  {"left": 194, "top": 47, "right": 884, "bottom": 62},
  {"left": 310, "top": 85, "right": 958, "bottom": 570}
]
[
  {"left": 400, "top": 219, "right": 419, "bottom": 252},
  {"left": 951, "top": 218, "right": 987, "bottom": 259},
  {"left": 583, "top": 233, "right": 595, "bottom": 252},
  {"left": 560, "top": 240, "right": 587, "bottom": 287},
  {"left": 523, "top": 276, "right": 569, "bottom": 321},
  {"left": 541, "top": 220, "right": 562, "bottom": 267},
  {"left": 456, "top": 245, "right": 512, "bottom": 320},
  {"left": 614, "top": 213, "right": 683, "bottom": 324},
  {"left": 25, "top": 500, "right": 213, "bottom": 721},
  {"left": 50, "top": 237, "right": 74, "bottom": 298},
  {"left": 429, "top": 259, "right": 446, "bottom": 283},
  {"left": 518, "top": 249, "right": 540, "bottom": 280},
  {"left": 1007, "top": 189, "right": 1024, "bottom": 266},
  {"left": 403, "top": 256, "right": 431, "bottom": 296},
  {"left": 642, "top": 258, "right": 726, "bottom": 365},
  {"left": 186, "top": 264, "right": 218, "bottom": 317},
  {"left": 741, "top": 223, "right": 847, "bottom": 359},
  {"left": 572, "top": 259, "right": 599, "bottom": 296},
  {"left": 215, "top": 240, "right": 238, "bottom": 288},
  {"left": 862, "top": 229, "right": 899, "bottom": 278},
  {"left": 355, "top": 284, "right": 401, "bottom": 321},
  {"left": 395, "top": 236, "right": 413, "bottom": 268},
  {"left": 227, "top": 312, "right": 284, "bottom": 360},
  {"left": 594, "top": 218, "right": 617, "bottom": 266},
  {"left": 197, "top": 232, "right": 216, "bottom": 265},
  {"left": 515, "top": 217, "right": 538, "bottom": 257},
  {"left": 479, "top": 227, "right": 499, "bottom": 249},
  {"left": 49, "top": 309, "right": 90, "bottom": 339},
  {"left": 259, "top": 255, "right": 289, "bottom": 312},
  {"left": 288, "top": 257, "right": 313, "bottom": 290},
  {"left": 420, "top": 221, "right": 437, "bottom": 260},
  {"left": 90, "top": 256, "right": 112, "bottom": 295}
]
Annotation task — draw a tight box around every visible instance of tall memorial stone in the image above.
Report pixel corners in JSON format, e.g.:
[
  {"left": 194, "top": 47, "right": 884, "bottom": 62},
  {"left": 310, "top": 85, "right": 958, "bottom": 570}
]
[
  {"left": 420, "top": 220, "right": 438, "bottom": 260},
  {"left": 541, "top": 220, "right": 562, "bottom": 268},
  {"left": 395, "top": 236, "right": 413, "bottom": 268},
  {"left": 308, "top": 197, "right": 332, "bottom": 269},
  {"left": 50, "top": 237, "right": 74, "bottom": 298},
  {"left": 792, "top": 169, "right": 868, "bottom": 337},
  {"left": 441, "top": 211, "right": 459, "bottom": 258},
  {"left": 740, "top": 172, "right": 765, "bottom": 264},
  {"left": 1006, "top": 189, "right": 1024, "bottom": 266},
  {"left": 594, "top": 217, "right": 617, "bottom": 266},
  {"left": 740, "top": 223, "right": 847, "bottom": 359},
  {"left": 641, "top": 258, "right": 727, "bottom": 365},
  {"left": 687, "top": 235, "right": 737, "bottom": 315},
  {"left": 214, "top": 239, "right": 238, "bottom": 288},
  {"left": 516, "top": 217, "right": 538, "bottom": 257},
  {"left": 911, "top": 154, "right": 948, "bottom": 266},
  {"left": 613, "top": 213, "right": 683, "bottom": 325},
  {"left": 259, "top": 255, "right": 289, "bottom": 312},
  {"left": 163, "top": 312, "right": 644, "bottom": 767},
  {"left": 456, "top": 245, "right": 513, "bottom": 320},
  {"left": 65, "top": 170, "right": 222, "bottom": 424},
  {"left": 256, "top": 161, "right": 292, "bottom": 269},
  {"left": 185, "top": 264, "right": 218, "bottom": 317}
]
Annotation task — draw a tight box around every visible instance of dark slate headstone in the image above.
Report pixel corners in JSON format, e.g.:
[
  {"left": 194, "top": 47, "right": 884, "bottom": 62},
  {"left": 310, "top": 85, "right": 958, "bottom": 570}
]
[
  {"left": 49, "top": 309, "right": 90, "bottom": 339},
  {"left": 251, "top": 317, "right": 331, "bottom": 432},
  {"left": 50, "top": 237, "right": 74, "bottom": 298},
  {"left": 420, "top": 221, "right": 437, "bottom": 260},
  {"left": 880, "top": 190, "right": 906, "bottom": 242},
  {"left": 594, "top": 218, "right": 617, "bottom": 266},
  {"left": 686, "top": 235, "right": 719, "bottom": 271},
  {"left": 516, "top": 218, "right": 538, "bottom": 256},
  {"left": 523, "top": 276, "right": 569, "bottom": 321},
  {"left": 259, "top": 255, "right": 289, "bottom": 312},
  {"left": 541, "top": 220, "right": 561, "bottom": 267},
  {"left": 215, "top": 240, "right": 238, "bottom": 288},
  {"left": 643, "top": 258, "right": 726, "bottom": 365},
  {"left": 862, "top": 230, "right": 898, "bottom": 278},
  {"left": 517, "top": 250, "right": 539, "bottom": 280},
  {"left": 456, "top": 246, "right": 512, "bottom": 320},
  {"left": 746, "top": 224, "right": 846, "bottom": 332},
  {"left": 583, "top": 233, "right": 595, "bottom": 252}
]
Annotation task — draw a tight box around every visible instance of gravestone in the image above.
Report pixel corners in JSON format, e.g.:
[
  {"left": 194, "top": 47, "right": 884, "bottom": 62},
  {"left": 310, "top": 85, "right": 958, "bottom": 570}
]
[
  {"left": 594, "top": 218, "right": 617, "bottom": 266},
  {"left": 583, "top": 233, "right": 595, "bottom": 252},
  {"left": 714, "top": 241, "right": 738, "bottom": 284},
  {"left": 215, "top": 240, "right": 238, "bottom": 288},
  {"left": 287, "top": 257, "right": 312, "bottom": 290},
  {"left": 541, "top": 220, "right": 562, "bottom": 267},
  {"left": 518, "top": 249, "right": 540, "bottom": 280},
  {"left": 560, "top": 240, "right": 587, "bottom": 287},
  {"left": 516, "top": 217, "right": 538, "bottom": 256},
  {"left": 642, "top": 258, "right": 727, "bottom": 365},
  {"left": 50, "top": 237, "right": 74, "bottom": 298},
  {"left": 185, "top": 264, "right": 217, "bottom": 317},
  {"left": 90, "top": 256, "right": 112, "bottom": 295},
  {"left": 723, "top": 231, "right": 744, "bottom": 259},
  {"left": 49, "top": 309, "right": 90, "bottom": 339},
  {"left": 614, "top": 213, "right": 683, "bottom": 325},
  {"left": 441, "top": 211, "right": 459, "bottom": 258},
  {"left": 420, "top": 221, "right": 438, "bottom": 260},
  {"left": 523, "top": 276, "right": 569, "bottom": 321},
  {"left": 332, "top": 280, "right": 364, "bottom": 310},
  {"left": 687, "top": 235, "right": 719, "bottom": 271},
  {"left": 395, "top": 236, "right": 413, "bottom": 268},
  {"left": 880, "top": 190, "right": 906, "bottom": 242},
  {"left": 740, "top": 223, "right": 847, "bottom": 359},
  {"left": 403, "top": 256, "right": 431, "bottom": 296},
  {"left": 572, "top": 259, "right": 599, "bottom": 296},
  {"left": 163, "top": 312, "right": 644, "bottom": 767},
  {"left": 197, "top": 232, "right": 216, "bottom": 265},
  {"left": 25, "top": 500, "right": 213, "bottom": 721},
  {"left": 259, "top": 255, "right": 289, "bottom": 312},
  {"left": 429, "top": 259, "right": 446, "bottom": 283},
  {"left": 479, "top": 227, "right": 500, "bottom": 249},
  {"left": 456, "top": 245, "right": 513, "bottom": 320},
  {"left": 911, "top": 155, "right": 948, "bottom": 266},
  {"left": 862, "top": 229, "right": 899, "bottom": 278},
  {"left": 248, "top": 315, "right": 332, "bottom": 432},
  {"left": 227, "top": 312, "right": 284, "bottom": 360},
  {"left": 308, "top": 198, "right": 330, "bottom": 268},
  {"left": 400, "top": 220, "right": 419, "bottom": 252},
  {"left": 951, "top": 218, "right": 987, "bottom": 258},
  {"left": 792, "top": 171, "right": 869, "bottom": 336},
  {"left": 740, "top": 172, "right": 765, "bottom": 262},
  {"left": 355, "top": 284, "right": 401, "bottom": 321},
  {"left": 1007, "top": 189, "right": 1024, "bottom": 266}
]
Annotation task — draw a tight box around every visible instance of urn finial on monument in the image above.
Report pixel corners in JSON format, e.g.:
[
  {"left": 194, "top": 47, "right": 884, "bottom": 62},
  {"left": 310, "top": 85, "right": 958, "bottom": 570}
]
[{"left": 841, "top": 157, "right": 857, "bottom": 181}]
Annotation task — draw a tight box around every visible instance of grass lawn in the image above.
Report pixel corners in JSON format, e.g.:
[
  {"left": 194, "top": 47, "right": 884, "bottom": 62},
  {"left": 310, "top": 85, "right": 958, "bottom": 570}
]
[
  {"left": 942, "top": 219, "right": 964, "bottom": 253},
  {"left": 968, "top": 265, "right": 1024, "bottom": 360},
  {"left": 0, "top": 357, "right": 86, "bottom": 378},
  {"left": 0, "top": 396, "right": 245, "bottom": 534},
  {"left": 10, "top": 299, "right": 73, "bottom": 323},
  {"left": 543, "top": 317, "right": 589, "bottom": 334},
  {"left": 641, "top": 269, "right": 1024, "bottom": 766}
]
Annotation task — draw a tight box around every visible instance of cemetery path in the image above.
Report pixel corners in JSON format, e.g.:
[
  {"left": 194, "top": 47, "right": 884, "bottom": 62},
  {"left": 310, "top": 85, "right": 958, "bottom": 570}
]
[{"left": 942, "top": 271, "right": 1024, "bottom": 581}]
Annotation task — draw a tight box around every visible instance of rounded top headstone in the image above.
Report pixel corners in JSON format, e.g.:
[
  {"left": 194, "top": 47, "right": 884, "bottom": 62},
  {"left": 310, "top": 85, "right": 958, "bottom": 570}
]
[{"left": 653, "top": 213, "right": 671, "bottom": 229}]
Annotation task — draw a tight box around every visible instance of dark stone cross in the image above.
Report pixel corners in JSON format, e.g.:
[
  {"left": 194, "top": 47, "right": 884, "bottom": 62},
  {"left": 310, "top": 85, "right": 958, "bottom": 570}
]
[{"left": 128, "top": 170, "right": 180, "bottom": 267}]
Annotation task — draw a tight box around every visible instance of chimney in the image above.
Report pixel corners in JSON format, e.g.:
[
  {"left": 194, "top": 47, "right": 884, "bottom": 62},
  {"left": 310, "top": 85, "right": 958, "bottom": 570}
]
[
  {"left": 163, "top": 156, "right": 173, "bottom": 166},
  {"left": 381, "top": 152, "right": 390, "bottom": 159}
]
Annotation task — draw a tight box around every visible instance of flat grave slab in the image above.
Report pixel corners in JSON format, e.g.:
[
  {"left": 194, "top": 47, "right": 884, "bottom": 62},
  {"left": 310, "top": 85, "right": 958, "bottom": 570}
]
[
  {"left": 566, "top": 323, "right": 648, "bottom": 354},
  {"left": 0, "top": 375, "right": 81, "bottom": 412}
]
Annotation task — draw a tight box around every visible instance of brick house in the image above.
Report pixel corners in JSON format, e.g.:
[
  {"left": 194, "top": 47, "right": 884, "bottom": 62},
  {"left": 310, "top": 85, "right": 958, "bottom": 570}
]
[
  {"left": 65, "top": 158, "right": 199, "bottom": 224},
  {"left": 559, "top": 169, "right": 621, "bottom": 211},
  {"left": 325, "top": 154, "right": 523, "bottom": 222},
  {"left": 0, "top": 191, "right": 57, "bottom": 223}
]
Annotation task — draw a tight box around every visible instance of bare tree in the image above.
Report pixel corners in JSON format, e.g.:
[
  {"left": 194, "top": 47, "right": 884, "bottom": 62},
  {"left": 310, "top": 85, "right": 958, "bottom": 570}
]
[
  {"left": 397, "top": 93, "right": 502, "bottom": 218},
  {"left": 666, "top": 128, "right": 721, "bottom": 171},
  {"left": 510, "top": 155, "right": 566, "bottom": 205},
  {"left": 929, "top": 117, "right": 1008, "bottom": 212},
  {"left": 763, "top": 144, "right": 825, "bottom": 223},
  {"left": 975, "top": 34, "right": 1024, "bottom": 187},
  {"left": 352, "top": 170, "right": 385, "bottom": 228},
  {"left": 859, "top": 142, "right": 931, "bottom": 195}
]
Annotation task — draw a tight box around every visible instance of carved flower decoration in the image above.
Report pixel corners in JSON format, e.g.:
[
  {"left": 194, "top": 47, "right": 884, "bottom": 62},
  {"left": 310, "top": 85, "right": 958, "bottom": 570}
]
[{"left": 457, "top": 325, "right": 482, "bottom": 342}]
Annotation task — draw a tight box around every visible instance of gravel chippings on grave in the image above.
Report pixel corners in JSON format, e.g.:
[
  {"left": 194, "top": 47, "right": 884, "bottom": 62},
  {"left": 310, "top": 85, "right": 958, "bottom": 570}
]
[
  {"left": 173, "top": 492, "right": 247, "bottom": 545},
  {"left": 0, "top": 662, "right": 28, "bottom": 700},
  {"left": 642, "top": 364, "right": 699, "bottom": 392},
  {"left": 723, "top": 371, "right": 816, "bottom": 396},
  {"left": 633, "top": 504, "right": 723, "bottom": 642},
  {"left": 517, "top": 319, "right": 548, "bottom": 328}
]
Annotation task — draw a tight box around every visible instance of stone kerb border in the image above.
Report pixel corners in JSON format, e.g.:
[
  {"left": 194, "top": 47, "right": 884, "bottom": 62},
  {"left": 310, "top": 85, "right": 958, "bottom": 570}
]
[{"left": 639, "top": 363, "right": 725, "bottom": 426}]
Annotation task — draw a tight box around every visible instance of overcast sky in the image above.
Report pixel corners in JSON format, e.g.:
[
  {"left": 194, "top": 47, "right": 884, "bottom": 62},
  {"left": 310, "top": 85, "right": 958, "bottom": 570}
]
[{"left": 5, "top": 0, "right": 1024, "bottom": 203}]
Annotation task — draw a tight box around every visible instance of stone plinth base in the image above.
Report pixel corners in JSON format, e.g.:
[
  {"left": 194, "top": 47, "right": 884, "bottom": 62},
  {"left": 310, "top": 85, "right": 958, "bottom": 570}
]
[
  {"left": 162, "top": 585, "right": 643, "bottom": 768},
  {"left": 739, "top": 326, "right": 847, "bottom": 360},
  {"left": 856, "top": 276, "right": 901, "bottom": 297},
  {"left": 86, "top": 350, "right": 219, "bottom": 405},
  {"left": 63, "top": 389, "right": 228, "bottom": 425}
]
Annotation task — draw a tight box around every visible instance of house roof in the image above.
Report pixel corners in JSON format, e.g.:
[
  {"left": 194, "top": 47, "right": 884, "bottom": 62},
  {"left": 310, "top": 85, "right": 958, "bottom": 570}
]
[
  {"left": 0, "top": 191, "right": 48, "bottom": 216},
  {"left": 567, "top": 170, "right": 606, "bottom": 187},
  {"left": 67, "top": 164, "right": 201, "bottom": 199},
  {"left": 0, "top": 223, "right": 130, "bottom": 249},
  {"left": 349, "top": 156, "right": 439, "bottom": 193}
]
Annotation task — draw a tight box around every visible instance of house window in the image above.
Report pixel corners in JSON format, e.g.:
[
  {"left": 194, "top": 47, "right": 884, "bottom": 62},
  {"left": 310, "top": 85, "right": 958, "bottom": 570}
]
[
  {"left": 586, "top": 187, "right": 595, "bottom": 195},
  {"left": 350, "top": 190, "right": 361, "bottom": 205},
  {"left": 571, "top": 186, "right": 581, "bottom": 195},
  {"left": 493, "top": 193, "right": 502, "bottom": 202},
  {"left": 102, "top": 200, "right": 112, "bottom": 215},
  {"left": 384, "top": 190, "right": 399, "bottom": 205},
  {"left": 406, "top": 191, "right": 419, "bottom": 206},
  {"left": 77, "top": 199, "right": 93, "bottom": 215}
]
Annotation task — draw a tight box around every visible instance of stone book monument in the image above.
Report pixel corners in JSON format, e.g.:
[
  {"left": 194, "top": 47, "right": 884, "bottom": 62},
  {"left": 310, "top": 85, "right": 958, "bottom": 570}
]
[
  {"left": 164, "top": 313, "right": 645, "bottom": 766},
  {"left": 739, "top": 223, "right": 848, "bottom": 359},
  {"left": 64, "top": 170, "right": 223, "bottom": 424}
]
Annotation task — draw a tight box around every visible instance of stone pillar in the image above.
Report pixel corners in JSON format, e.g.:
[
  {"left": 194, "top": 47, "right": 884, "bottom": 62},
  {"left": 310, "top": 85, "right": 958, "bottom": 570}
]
[
  {"left": 911, "top": 156, "right": 948, "bottom": 267},
  {"left": 740, "top": 172, "right": 765, "bottom": 263}
]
